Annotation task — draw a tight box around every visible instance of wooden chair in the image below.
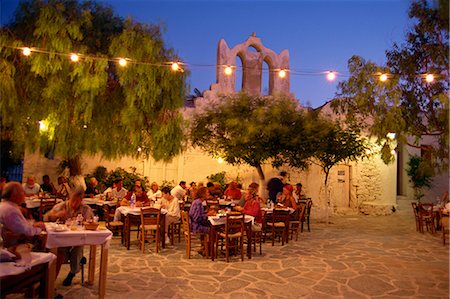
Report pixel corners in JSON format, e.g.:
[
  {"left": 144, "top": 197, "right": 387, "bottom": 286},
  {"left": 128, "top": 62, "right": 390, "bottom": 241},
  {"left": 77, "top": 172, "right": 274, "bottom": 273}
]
[
  {"left": 418, "top": 203, "right": 435, "bottom": 233},
  {"left": 439, "top": 209, "right": 449, "bottom": 245},
  {"left": 39, "top": 199, "right": 57, "bottom": 221},
  {"left": 214, "top": 213, "right": 245, "bottom": 262},
  {"left": 411, "top": 202, "right": 421, "bottom": 232},
  {"left": 169, "top": 219, "right": 182, "bottom": 245},
  {"left": 180, "top": 211, "right": 209, "bottom": 259},
  {"left": 265, "top": 209, "right": 290, "bottom": 246},
  {"left": 301, "top": 199, "right": 313, "bottom": 232},
  {"left": 289, "top": 205, "right": 306, "bottom": 241},
  {"left": 102, "top": 205, "right": 124, "bottom": 241},
  {"left": 140, "top": 207, "right": 161, "bottom": 253},
  {"left": 248, "top": 212, "right": 264, "bottom": 255}
]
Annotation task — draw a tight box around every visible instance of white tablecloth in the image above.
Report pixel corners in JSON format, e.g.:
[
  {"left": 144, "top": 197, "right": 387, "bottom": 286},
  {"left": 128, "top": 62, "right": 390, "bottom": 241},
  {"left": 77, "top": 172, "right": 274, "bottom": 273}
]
[
  {"left": 45, "top": 224, "right": 112, "bottom": 249},
  {"left": 83, "top": 198, "right": 117, "bottom": 207},
  {"left": 25, "top": 198, "right": 62, "bottom": 209},
  {"left": 208, "top": 214, "right": 254, "bottom": 226},
  {"left": 262, "top": 207, "right": 295, "bottom": 214},
  {"left": 0, "top": 252, "right": 56, "bottom": 278},
  {"left": 114, "top": 206, "right": 168, "bottom": 221}
]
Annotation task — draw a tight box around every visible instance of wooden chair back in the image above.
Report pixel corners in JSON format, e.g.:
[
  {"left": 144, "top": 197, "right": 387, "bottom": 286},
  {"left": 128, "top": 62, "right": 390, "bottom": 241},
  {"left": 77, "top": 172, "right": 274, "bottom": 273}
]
[
  {"left": 140, "top": 207, "right": 161, "bottom": 253},
  {"left": 39, "top": 199, "right": 57, "bottom": 221},
  {"left": 439, "top": 209, "right": 449, "bottom": 245}
]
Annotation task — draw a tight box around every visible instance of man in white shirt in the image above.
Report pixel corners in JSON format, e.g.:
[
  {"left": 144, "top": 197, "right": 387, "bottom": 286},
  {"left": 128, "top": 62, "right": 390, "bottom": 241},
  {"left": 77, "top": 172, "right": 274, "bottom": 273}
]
[
  {"left": 0, "top": 182, "right": 46, "bottom": 247},
  {"left": 170, "top": 181, "right": 187, "bottom": 201},
  {"left": 110, "top": 179, "right": 128, "bottom": 202},
  {"left": 22, "top": 176, "right": 41, "bottom": 197},
  {"left": 161, "top": 186, "right": 180, "bottom": 244}
]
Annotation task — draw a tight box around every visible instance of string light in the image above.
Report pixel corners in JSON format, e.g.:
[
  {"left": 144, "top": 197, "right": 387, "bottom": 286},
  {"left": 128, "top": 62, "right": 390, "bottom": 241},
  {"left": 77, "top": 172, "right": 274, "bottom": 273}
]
[
  {"left": 22, "top": 47, "right": 31, "bottom": 56},
  {"left": 326, "top": 71, "right": 336, "bottom": 81},
  {"left": 6, "top": 45, "right": 440, "bottom": 82},
  {"left": 171, "top": 62, "right": 180, "bottom": 71},
  {"left": 118, "top": 58, "right": 127, "bottom": 67},
  {"left": 70, "top": 53, "right": 79, "bottom": 62},
  {"left": 224, "top": 66, "right": 232, "bottom": 75}
]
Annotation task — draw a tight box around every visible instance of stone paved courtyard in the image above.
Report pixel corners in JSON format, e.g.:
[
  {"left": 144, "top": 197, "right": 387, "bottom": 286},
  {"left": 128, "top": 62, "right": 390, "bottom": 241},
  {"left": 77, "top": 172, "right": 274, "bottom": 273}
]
[{"left": 49, "top": 200, "right": 449, "bottom": 298}]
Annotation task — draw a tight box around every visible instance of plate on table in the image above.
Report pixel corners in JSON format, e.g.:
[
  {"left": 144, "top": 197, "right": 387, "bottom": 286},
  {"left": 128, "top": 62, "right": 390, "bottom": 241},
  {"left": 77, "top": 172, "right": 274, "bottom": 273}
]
[{"left": 52, "top": 224, "right": 69, "bottom": 232}]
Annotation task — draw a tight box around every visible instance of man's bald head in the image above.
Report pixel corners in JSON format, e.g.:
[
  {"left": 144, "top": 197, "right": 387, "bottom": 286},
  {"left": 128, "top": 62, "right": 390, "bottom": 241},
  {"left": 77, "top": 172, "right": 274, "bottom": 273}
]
[{"left": 1, "top": 182, "right": 26, "bottom": 205}]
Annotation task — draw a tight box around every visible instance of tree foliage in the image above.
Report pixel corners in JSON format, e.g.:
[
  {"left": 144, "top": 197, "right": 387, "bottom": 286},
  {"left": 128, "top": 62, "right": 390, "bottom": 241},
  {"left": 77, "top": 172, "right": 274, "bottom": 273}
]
[
  {"left": 189, "top": 93, "right": 311, "bottom": 180},
  {"left": 0, "top": 0, "right": 187, "bottom": 165},
  {"left": 190, "top": 93, "right": 368, "bottom": 183},
  {"left": 333, "top": 0, "right": 449, "bottom": 167}
]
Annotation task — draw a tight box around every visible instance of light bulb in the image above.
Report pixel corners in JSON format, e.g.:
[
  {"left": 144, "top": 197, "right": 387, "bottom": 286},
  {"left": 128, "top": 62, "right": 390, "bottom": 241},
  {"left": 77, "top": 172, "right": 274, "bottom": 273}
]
[
  {"left": 278, "top": 70, "right": 286, "bottom": 78},
  {"left": 425, "top": 74, "right": 434, "bottom": 83},
  {"left": 171, "top": 62, "right": 180, "bottom": 71},
  {"left": 22, "top": 47, "right": 31, "bottom": 56},
  {"left": 70, "top": 53, "right": 79, "bottom": 62},
  {"left": 118, "top": 58, "right": 127, "bottom": 67},
  {"left": 224, "top": 66, "right": 232, "bottom": 75},
  {"left": 326, "top": 71, "right": 336, "bottom": 81},
  {"left": 379, "top": 74, "right": 388, "bottom": 82}
]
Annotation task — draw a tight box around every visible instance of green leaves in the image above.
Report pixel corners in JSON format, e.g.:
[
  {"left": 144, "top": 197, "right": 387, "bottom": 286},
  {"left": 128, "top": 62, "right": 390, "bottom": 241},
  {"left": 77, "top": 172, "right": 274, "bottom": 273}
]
[
  {"left": 335, "top": 0, "right": 449, "bottom": 168},
  {"left": 1, "top": 0, "right": 187, "bottom": 163}
]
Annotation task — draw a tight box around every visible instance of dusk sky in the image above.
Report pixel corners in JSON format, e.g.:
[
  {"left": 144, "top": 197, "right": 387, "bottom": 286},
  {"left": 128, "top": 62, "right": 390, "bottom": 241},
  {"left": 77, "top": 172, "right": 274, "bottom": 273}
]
[{"left": 1, "top": 0, "right": 412, "bottom": 108}]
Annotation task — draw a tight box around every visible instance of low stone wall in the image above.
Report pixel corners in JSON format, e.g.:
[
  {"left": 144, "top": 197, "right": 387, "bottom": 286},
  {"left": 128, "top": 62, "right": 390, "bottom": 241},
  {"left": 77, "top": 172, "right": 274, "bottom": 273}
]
[{"left": 358, "top": 202, "right": 395, "bottom": 216}]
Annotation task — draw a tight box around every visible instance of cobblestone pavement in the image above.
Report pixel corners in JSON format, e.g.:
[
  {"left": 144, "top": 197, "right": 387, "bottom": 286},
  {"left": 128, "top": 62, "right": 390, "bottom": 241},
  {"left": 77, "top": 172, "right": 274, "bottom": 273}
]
[{"left": 50, "top": 201, "right": 448, "bottom": 299}]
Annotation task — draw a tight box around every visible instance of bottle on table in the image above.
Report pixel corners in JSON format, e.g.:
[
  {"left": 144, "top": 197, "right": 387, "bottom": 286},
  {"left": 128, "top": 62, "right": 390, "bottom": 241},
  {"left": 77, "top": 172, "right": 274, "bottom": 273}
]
[{"left": 130, "top": 193, "right": 136, "bottom": 208}]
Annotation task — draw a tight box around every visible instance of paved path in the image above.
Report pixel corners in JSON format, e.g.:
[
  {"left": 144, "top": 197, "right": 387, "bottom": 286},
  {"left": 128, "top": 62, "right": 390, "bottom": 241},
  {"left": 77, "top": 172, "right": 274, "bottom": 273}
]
[{"left": 52, "top": 202, "right": 449, "bottom": 299}]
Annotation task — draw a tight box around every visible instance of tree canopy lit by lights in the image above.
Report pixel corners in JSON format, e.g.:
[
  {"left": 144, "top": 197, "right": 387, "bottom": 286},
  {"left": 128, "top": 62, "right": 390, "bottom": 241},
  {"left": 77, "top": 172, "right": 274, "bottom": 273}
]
[
  {"left": 0, "top": 0, "right": 187, "bottom": 173},
  {"left": 334, "top": 0, "right": 449, "bottom": 169}
]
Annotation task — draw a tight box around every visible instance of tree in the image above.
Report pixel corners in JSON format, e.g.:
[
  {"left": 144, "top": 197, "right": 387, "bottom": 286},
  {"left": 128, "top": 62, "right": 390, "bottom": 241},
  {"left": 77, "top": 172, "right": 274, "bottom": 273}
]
[
  {"left": 406, "top": 155, "right": 433, "bottom": 202},
  {"left": 333, "top": 0, "right": 448, "bottom": 168},
  {"left": 189, "top": 93, "right": 312, "bottom": 185},
  {"left": 0, "top": 0, "right": 187, "bottom": 175}
]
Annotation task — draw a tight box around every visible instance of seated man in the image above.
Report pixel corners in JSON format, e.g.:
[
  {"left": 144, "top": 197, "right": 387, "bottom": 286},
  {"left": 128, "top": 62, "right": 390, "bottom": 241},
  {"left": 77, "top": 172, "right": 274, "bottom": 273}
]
[
  {"left": 85, "top": 177, "right": 100, "bottom": 198},
  {"left": 224, "top": 181, "right": 242, "bottom": 200},
  {"left": 0, "top": 182, "right": 46, "bottom": 248},
  {"left": 45, "top": 187, "right": 93, "bottom": 286},
  {"left": 120, "top": 185, "right": 149, "bottom": 207},
  {"left": 40, "top": 174, "right": 57, "bottom": 195},
  {"left": 22, "top": 176, "right": 42, "bottom": 197},
  {"left": 56, "top": 176, "right": 71, "bottom": 199}
]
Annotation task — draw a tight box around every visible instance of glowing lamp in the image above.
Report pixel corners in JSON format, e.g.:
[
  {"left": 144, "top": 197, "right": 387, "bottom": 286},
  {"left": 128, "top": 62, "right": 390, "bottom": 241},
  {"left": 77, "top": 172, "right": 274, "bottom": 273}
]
[
  {"left": 278, "top": 70, "right": 286, "bottom": 78},
  {"left": 171, "top": 62, "right": 180, "bottom": 71},
  {"left": 390, "top": 149, "right": 396, "bottom": 156},
  {"left": 379, "top": 74, "right": 388, "bottom": 82},
  {"left": 137, "top": 147, "right": 142, "bottom": 152},
  {"left": 217, "top": 157, "right": 224, "bottom": 164},
  {"left": 118, "top": 58, "right": 127, "bottom": 67},
  {"left": 83, "top": 124, "right": 88, "bottom": 129},
  {"left": 386, "top": 132, "right": 396, "bottom": 140},
  {"left": 224, "top": 66, "right": 232, "bottom": 75},
  {"left": 70, "top": 53, "right": 79, "bottom": 62},
  {"left": 22, "top": 47, "right": 31, "bottom": 56},
  {"left": 39, "top": 121, "right": 48, "bottom": 132},
  {"left": 425, "top": 74, "right": 434, "bottom": 83},
  {"left": 326, "top": 71, "right": 336, "bottom": 81}
]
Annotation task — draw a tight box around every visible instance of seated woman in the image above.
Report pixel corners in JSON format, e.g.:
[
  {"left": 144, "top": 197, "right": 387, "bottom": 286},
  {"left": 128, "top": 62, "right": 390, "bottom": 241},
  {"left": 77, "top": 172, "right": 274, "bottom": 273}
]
[
  {"left": 277, "top": 184, "right": 298, "bottom": 220},
  {"left": 189, "top": 187, "right": 214, "bottom": 233},
  {"left": 120, "top": 185, "right": 150, "bottom": 207},
  {"left": 146, "top": 182, "right": 162, "bottom": 204},
  {"left": 235, "top": 182, "right": 263, "bottom": 230}
]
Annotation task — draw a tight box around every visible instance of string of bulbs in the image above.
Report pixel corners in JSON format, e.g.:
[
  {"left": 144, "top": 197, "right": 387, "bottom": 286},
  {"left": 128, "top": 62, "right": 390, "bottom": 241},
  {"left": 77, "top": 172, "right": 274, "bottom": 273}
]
[{"left": 14, "top": 46, "right": 438, "bottom": 83}]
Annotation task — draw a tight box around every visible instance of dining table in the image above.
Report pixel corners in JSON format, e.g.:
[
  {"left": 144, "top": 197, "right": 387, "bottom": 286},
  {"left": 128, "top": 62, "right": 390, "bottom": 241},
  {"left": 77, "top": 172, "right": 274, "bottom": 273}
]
[
  {"left": 0, "top": 251, "right": 57, "bottom": 298},
  {"left": 114, "top": 206, "right": 168, "bottom": 250},
  {"left": 25, "top": 197, "right": 63, "bottom": 209},
  {"left": 45, "top": 223, "right": 112, "bottom": 299},
  {"left": 208, "top": 213, "right": 255, "bottom": 261}
]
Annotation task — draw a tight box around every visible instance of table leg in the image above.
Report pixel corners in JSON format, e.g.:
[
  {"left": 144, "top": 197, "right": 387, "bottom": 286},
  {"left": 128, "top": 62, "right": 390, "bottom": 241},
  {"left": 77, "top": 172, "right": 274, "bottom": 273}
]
[
  {"left": 125, "top": 216, "right": 131, "bottom": 250},
  {"left": 210, "top": 225, "right": 215, "bottom": 261},
  {"left": 45, "top": 257, "right": 56, "bottom": 298},
  {"left": 87, "top": 245, "right": 96, "bottom": 285},
  {"left": 246, "top": 223, "right": 252, "bottom": 259},
  {"left": 98, "top": 244, "right": 109, "bottom": 299},
  {"left": 161, "top": 214, "right": 166, "bottom": 249}
]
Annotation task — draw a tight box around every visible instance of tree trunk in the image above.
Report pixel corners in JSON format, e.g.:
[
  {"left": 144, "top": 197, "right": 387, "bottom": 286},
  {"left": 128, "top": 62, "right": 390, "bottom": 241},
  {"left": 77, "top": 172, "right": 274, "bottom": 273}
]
[{"left": 255, "top": 164, "right": 268, "bottom": 200}]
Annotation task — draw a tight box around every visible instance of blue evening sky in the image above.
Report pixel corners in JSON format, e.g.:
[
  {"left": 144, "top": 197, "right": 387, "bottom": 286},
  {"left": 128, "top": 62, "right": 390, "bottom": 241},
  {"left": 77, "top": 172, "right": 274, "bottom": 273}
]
[{"left": 1, "top": 0, "right": 412, "bottom": 108}]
